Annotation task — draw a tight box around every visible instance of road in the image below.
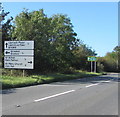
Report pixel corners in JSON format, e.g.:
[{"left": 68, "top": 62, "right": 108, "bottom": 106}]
[{"left": 1, "top": 73, "right": 119, "bottom": 115}]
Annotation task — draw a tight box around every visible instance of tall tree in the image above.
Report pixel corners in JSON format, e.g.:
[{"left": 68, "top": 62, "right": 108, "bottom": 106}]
[
  {"left": 12, "top": 9, "right": 79, "bottom": 73},
  {"left": 0, "top": 3, "right": 13, "bottom": 67},
  {"left": 0, "top": 3, "right": 13, "bottom": 42},
  {"left": 48, "top": 14, "right": 79, "bottom": 71}
]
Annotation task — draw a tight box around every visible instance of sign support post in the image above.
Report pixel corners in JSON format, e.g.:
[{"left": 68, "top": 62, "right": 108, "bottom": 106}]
[
  {"left": 23, "top": 70, "right": 25, "bottom": 77},
  {"left": 94, "top": 61, "right": 96, "bottom": 73},
  {"left": 91, "top": 61, "right": 93, "bottom": 72},
  {"left": 11, "top": 70, "right": 13, "bottom": 76}
]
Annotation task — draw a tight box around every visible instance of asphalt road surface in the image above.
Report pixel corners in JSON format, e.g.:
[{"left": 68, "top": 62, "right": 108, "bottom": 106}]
[{"left": 1, "top": 73, "right": 119, "bottom": 115}]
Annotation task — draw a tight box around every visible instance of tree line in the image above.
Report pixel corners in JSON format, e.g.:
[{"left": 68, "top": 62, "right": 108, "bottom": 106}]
[
  {"left": 1, "top": 5, "right": 119, "bottom": 74},
  {"left": 97, "top": 46, "right": 119, "bottom": 72}
]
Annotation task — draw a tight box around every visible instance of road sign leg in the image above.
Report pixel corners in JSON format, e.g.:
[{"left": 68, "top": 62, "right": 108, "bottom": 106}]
[
  {"left": 91, "top": 61, "right": 93, "bottom": 72},
  {"left": 94, "top": 61, "right": 96, "bottom": 73},
  {"left": 11, "top": 70, "right": 13, "bottom": 76},
  {"left": 23, "top": 70, "right": 25, "bottom": 77}
]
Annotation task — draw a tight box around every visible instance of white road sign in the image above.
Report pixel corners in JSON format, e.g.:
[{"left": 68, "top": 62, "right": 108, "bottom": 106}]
[
  {"left": 4, "top": 50, "right": 34, "bottom": 56},
  {"left": 4, "top": 40, "right": 34, "bottom": 69},
  {"left": 4, "top": 56, "right": 34, "bottom": 69},
  {"left": 4, "top": 41, "right": 34, "bottom": 50}
]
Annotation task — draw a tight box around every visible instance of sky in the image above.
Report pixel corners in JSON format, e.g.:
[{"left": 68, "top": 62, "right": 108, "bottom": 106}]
[{"left": 2, "top": 2, "right": 118, "bottom": 57}]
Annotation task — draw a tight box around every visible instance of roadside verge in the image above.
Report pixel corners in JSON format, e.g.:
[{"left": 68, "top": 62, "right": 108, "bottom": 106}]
[{"left": 1, "top": 71, "right": 103, "bottom": 89}]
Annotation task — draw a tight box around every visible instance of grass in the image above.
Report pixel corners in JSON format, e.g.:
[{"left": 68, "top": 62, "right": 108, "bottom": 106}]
[
  {"left": 1, "top": 70, "right": 102, "bottom": 89},
  {"left": 1, "top": 75, "right": 37, "bottom": 89}
]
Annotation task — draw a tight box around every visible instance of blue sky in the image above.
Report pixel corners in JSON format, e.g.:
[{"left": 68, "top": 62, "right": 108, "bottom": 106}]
[{"left": 2, "top": 2, "right": 118, "bottom": 56}]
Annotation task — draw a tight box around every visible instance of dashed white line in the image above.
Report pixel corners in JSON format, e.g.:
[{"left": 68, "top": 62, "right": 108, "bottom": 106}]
[
  {"left": 98, "top": 80, "right": 111, "bottom": 83},
  {"left": 85, "top": 83, "right": 100, "bottom": 88},
  {"left": 102, "top": 80, "right": 111, "bottom": 83},
  {"left": 85, "top": 80, "right": 111, "bottom": 88},
  {"left": 34, "top": 90, "right": 75, "bottom": 102},
  {"left": 34, "top": 80, "right": 111, "bottom": 102}
]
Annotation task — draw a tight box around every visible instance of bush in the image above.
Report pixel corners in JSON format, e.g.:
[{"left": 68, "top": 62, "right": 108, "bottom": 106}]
[
  {"left": 62, "top": 67, "right": 76, "bottom": 74},
  {"left": 97, "top": 62, "right": 104, "bottom": 73}
]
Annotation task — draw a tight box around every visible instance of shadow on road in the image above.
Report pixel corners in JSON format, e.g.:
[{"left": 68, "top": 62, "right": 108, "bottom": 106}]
[
  {"left": 50, "top": 74, "right": 119, "bottom": 85},
  {"left": 0, "top": 88, "right": 16, "bottom": 94}
]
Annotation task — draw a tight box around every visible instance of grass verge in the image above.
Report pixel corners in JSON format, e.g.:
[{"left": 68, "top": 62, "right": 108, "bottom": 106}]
[{"left": 1, "top": 71, "right": 102, "bottom": 90}]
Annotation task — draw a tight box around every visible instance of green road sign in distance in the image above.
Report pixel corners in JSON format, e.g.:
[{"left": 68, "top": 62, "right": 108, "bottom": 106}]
[{"left": 87, "top": 56, "right": 97, "bottom": 61}]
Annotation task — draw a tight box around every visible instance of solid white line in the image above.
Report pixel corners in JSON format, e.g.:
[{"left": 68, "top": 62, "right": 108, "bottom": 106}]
[
  {"left": 85, "top": 83, "right": 100, "bottom": 88},
  {"left": 34, "top": 90, "right": 75, "bottom": 102}
]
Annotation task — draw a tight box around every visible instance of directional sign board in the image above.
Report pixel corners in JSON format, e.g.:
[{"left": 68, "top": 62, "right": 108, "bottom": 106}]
[
  {"left": 87, "top": 56, "right": 97, "bottom": 61},
  {"left": 4, "top": 41, "right": 34, "bottom": 69},
  {"left": 4, "top": 50, "right": 34, "bottom": 56},
  {"left": 4, "top": 41, "right": 34, "bottom": 50},
  {"left": 4, "top": 56, "right": 34, "bottom": 69}
]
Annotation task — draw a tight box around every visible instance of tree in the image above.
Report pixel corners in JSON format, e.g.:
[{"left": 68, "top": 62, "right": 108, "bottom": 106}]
[
  {"left": 113, "top": 46, "right": 120, "bottom": 52},
  {"left": 0, "top": 3, "right": 13, "bottom": 67},
  {"left": 11, "top": 8, "right": 100, "bottom": 73},
  {"left": 104, "top": 52, "right": 118, "bottom": 72},
  {"left": 97, "top": 46, "right": 119, "bottom": 72},
  {"left": 47, "top": 14, "right": 79, "bottom": 72},
  {"left": 12, "top": 9, "right": 79, "bottom": 73},
  {"left": 0, "top": 3, "right": 13, "bottom": 42},
  {"left": 72, "top": 41, "right": 97, "bottom": 71}
]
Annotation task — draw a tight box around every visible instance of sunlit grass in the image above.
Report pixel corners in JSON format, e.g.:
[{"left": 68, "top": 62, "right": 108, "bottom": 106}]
[{"left": 1, "top": 71, "right": 102, "bottom": 89}]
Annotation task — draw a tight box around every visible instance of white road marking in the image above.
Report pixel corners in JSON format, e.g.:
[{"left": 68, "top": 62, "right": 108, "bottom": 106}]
[
  {"left": 34, "top": 90, "right": 75, "bottom": 102},
  {"left": 85, "top": 83, "right": 100, "bottom": 88},
  {"left": 85, "top": 80, "right": 112, "bottom": 88},
  {"left": 102, "top": 80, "right": 111, "bottom": 83},
  {"left": 98, "top": 80, "right": 111, "bottom": 83},
  {"left": 34, "top": 80, "right": 112, "bottom": 102}
]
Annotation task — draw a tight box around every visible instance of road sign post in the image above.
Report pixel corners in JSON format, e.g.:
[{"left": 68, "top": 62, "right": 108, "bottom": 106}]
[
  {"left": 91, "top": 61, "right": 93, "bottom": 73},
  {"left": 11, "top": 70, "right": 13, "bottom": 76},
  {"left": 94, "top": 61, "right": 96, "bottom": 73},
  {"left": 23, "top": 70, "right": 25, "bottom": 77}
]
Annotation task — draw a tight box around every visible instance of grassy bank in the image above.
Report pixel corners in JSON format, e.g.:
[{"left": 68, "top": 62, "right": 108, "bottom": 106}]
[{"left": 1, "top": 71, "right": 102, "bottom": 89}]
